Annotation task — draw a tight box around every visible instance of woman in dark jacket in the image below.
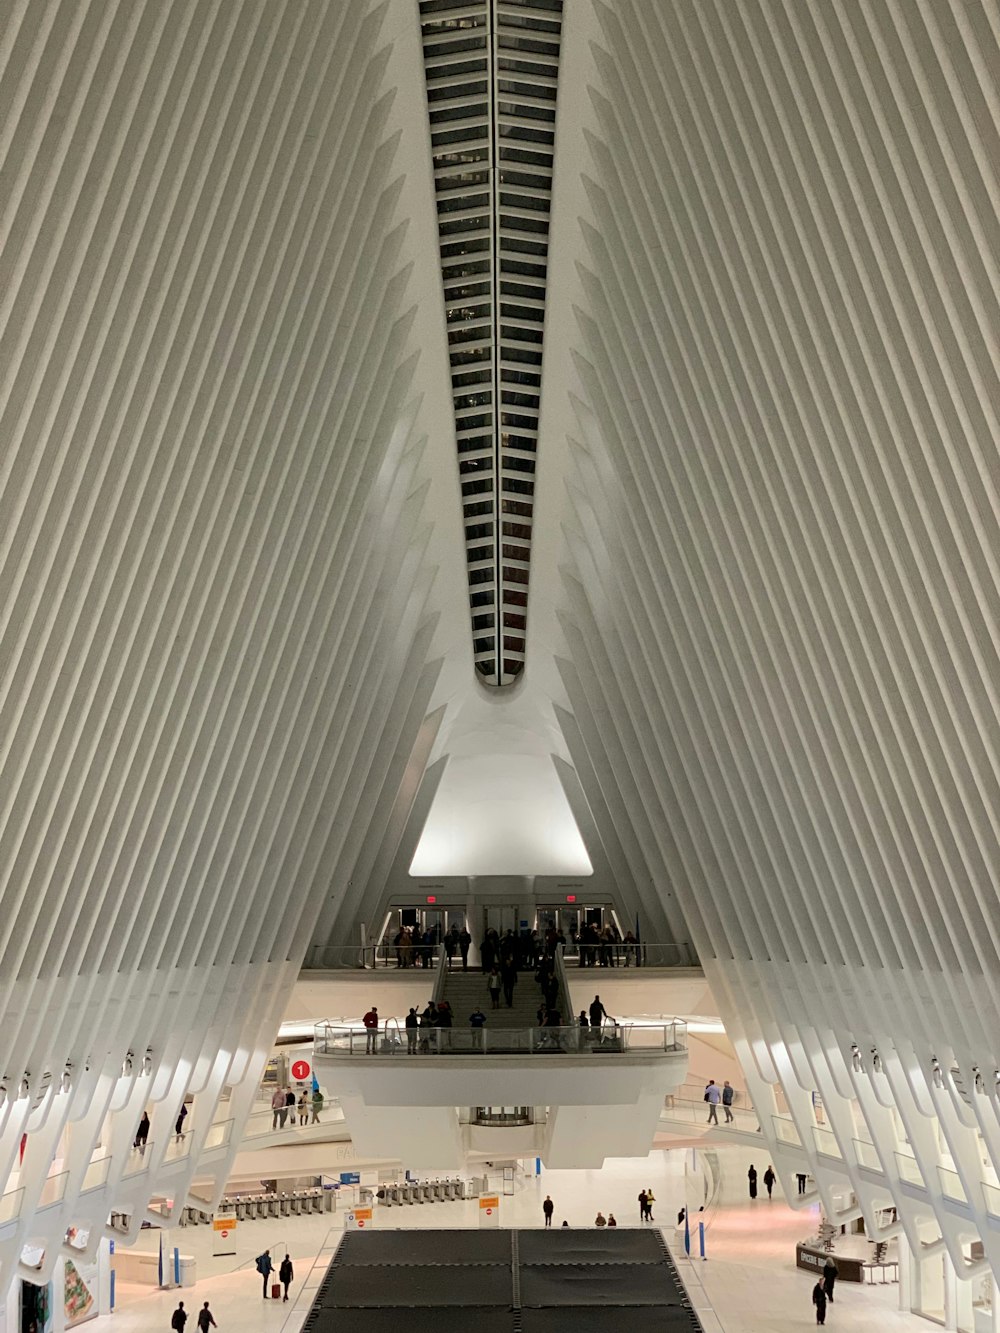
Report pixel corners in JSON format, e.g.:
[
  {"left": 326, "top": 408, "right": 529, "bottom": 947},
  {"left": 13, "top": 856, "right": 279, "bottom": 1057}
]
[
  {"left": 279, "top": 1253, "right": 294, "bottom": 1302},
  {"left": 747, "top": 1164, "right": 758, "bottom": 1199}
]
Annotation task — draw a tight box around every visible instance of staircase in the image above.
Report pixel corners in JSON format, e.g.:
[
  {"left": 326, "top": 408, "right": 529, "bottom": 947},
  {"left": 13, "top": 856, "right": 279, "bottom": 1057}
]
[{"left": 440, "top": 964, "right": 568, "bottom": 1033}]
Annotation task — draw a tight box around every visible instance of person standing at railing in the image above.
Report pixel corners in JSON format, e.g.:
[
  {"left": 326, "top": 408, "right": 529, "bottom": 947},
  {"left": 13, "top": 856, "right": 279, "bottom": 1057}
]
[
  {"left": 284, "top": 1087, "right": 296, "bottom": 1125},
  {"left": 271, "top": 1087, "right": 285, "bottom": 1129},
  {"left": 469, "top": 1007, "right": 486, "bottom": 1050},
  {"left": 311, "top": 1087, "right": 324, "bottom": 1123},
  {"left": 623, "top": 930, "right": 638, "bottom": 966},
  {"left": 297, "top": 1092, "right": 308, "bottom": 1126},
  {"left": 405, "top": 1007, "right": 419, "bottom": 1054},
  {"left": 134, "top": 1111, "right": 150, "bottom": 1154},
  {"left": 363, "top": 1006, "right": 379, "bottom": 1054}
]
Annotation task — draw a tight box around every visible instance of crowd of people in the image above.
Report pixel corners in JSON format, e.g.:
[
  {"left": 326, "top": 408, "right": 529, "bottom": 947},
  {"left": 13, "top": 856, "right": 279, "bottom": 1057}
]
[{"left": 390, "top": 918, "right": 647, "bottom": 972}]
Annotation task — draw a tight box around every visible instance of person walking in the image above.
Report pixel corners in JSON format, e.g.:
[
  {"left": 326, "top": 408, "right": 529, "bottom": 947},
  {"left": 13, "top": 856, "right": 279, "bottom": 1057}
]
[
  {"left": 459, "top": 926, "right": 472, "bottom": 970},
  {"left": 705, "top": 1079, "right": 721, "bottom": 1125},
  {"left": 175, "top": 1102, "right": 188, "bottom": 1142},
  {"left": 255, "top": 1249, "right": 273, "bottom": 1298},
  {"left": 297, "top": 1092, "right": 308, "bottom": 1126},
  {"left": 812, "top": 1279, "right": 828, "bottom": 1325},
  {"left": 763, "top": 1164, "right": 776, "bottom": 1199},
  {"left": 543, "top": 1195, "right": 554, "bottom": 1227},
  {"left": 487, "top": 967, "right": 502, "bottom": 1009},
  {"left": 589, "top": 995, "right": 607, "bottom": 1033},
  {"left": 196, "top": 1301, "right": 217, "bottom": 1330},
  {"left": 279, "top": 1253, "right": 294, "bottom": 1303},
  {"left": 363, "top": 1005, "right": 379, "bottom": 1054},
  {"left": 501, "top": 957, "right": 518, "bottom": 1008},
  {"left": 134, "top": 1111, "right": 150, "bottom": 1154},
  {"left": 722, "top": 1080, "right": 735, "bottom": 1123},
  {"left": 748, "top": 1164, "right": 758, "bottom": 1199},
  {"left": 271, "top": 1086, "right": 285, "bottom": 1129},
  {"left": 638, "top": 1189, "right": 648, "bottom": 1221},
  {"left": 311, "top": 1087, "right": 324, "bottom": 1123},
  {"left": 822, "top": 1256, "right": 838, "bottom": 1303},
  {"left": 797, "top": 1172, "right": 808, "bottom": 1195},
  {"left": 284, "top": 1087, "right": 296, "bottom": 1125},
  {"left": 405, "top": 1007, "right": 419, "bottom": 1054},
  {"left": 170, "top": 1302, "right": 187, "bottom": 1331}
]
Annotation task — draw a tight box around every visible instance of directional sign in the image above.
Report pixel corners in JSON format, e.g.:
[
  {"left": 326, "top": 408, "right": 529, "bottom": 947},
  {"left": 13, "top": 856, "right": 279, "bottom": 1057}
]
[
  {"left": 291, "top": 1059, "right": 311, "bottom": 1081},
  {"left": 479, "top": 1195, "right": 500, "bottom": 1228},
  {"left": 346, "top": 1207, "right": 373, "bottom": 1231}
]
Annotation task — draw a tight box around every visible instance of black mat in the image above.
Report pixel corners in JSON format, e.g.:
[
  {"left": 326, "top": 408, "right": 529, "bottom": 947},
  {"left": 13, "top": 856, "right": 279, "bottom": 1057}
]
[
  {"left": 319, "top": 1263, "right": 512, "bottom": 1308},
  {"left": 518, "top": 1228, "right": 664, "bottom": 1264},
  {"left": 520, "top": 1264, "right": 684, "bottom": 1307},
  {"left": 521, "top": 1309, "right": 698, "bottom": 1333},
  {"left": 336, "top": 1229, "right": 512, "bottom": 1265},
  {"left": 305, "top": 1310, "right": 515, "bottom": 1333}
]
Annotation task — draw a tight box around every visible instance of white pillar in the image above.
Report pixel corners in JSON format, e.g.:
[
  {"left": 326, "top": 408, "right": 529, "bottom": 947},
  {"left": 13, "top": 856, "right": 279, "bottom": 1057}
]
[
  {"left": 990, "top": 1275, "right": 999, "bottom": 1333},
  {"left": 897, "top": 1234, "right": 911, "bottom": 1313},
  {"left": 943, "top": 1252, "right": 958, "bottom": 1332}
]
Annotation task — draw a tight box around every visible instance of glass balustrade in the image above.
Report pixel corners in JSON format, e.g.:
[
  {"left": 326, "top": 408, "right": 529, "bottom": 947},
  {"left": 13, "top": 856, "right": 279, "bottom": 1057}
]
[
  {"left": 80, "top": 1155, "right": 111, "bottom": 1193},
  {"left": 0, "top": 1187, "right": 23, "bottom": 1226},
  {"left": 853, "top": 1138, "right": 883, "bottom": 1172},
  {"left": 314, "top": 1021, "right": 688, "bottom": 1056},
  {"left": 204, "top": 1120, "right": 233, "bottom": 1151},
  {"left": 813, "top": 1125, "right": 843, "bottom": 1159},
  {"left": 38, "top": 1172, "right": 69, "bottom": 1209},
  {"left": 937, "top": 1165, "right": 966, "bottom": 1203},
  {"left": 894, "top": 1151, "right": 924, "bottom": 1187}
]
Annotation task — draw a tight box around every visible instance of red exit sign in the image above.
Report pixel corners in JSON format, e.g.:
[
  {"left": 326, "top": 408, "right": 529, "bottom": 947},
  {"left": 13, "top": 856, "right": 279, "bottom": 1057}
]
[
  {"left": 425, "top": 895, "right": 437, "bottom": 904},
  {"left": 565, "top": 894, "right": 577, "bottom": 903}
]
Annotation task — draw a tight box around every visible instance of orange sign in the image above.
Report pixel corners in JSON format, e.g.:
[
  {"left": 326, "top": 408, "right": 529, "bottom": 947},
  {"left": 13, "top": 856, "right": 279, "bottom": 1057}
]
[
  {"left": 213, "top": 1218, "right": 237, "bottom": 1232},
  {"left": 479, "top": 1196, "right": 499, "bottom": 1210}
]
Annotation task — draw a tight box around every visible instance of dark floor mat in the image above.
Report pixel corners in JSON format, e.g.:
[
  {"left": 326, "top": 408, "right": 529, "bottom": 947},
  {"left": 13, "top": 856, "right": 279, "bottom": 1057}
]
[
  {"left": 319, "top": 1262, "right": 512, "bottom": 1308},
  {"left": 520, "top": 1308, "right": 697, "bottom": 1333},
  {"left": 305, "top": 1309, "right": 515, "bottom": 1333},
  {"left": 518, "top": 1228, "right": 664, "bottom": 1265},
  {"left": 336, "top": 1229, "right": 513, "bottom": 1265},
  {"left": 519, "top": 1263, "right": 684, "bottom": 1307}
]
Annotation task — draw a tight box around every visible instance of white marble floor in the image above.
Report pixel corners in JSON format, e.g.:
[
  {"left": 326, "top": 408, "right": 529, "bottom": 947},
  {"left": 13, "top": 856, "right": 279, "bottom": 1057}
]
[{"left": 104, "top": 1146, "right": 934, "bottom": 1333}]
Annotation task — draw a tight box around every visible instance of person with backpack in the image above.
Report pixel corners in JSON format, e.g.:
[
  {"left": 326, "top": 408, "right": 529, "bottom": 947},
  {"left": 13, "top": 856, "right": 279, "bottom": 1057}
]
[
  {"left": 170, "top": 1303, "right": 187, "bottom": 1331},
  {"left": 255, "top": 1249, "right": 273, "bottom": 1297},
  {"left": 279, "top": 1253, "right": 294, "bottom": 1302},
  {"left": 196, "top": 1301, "right": 217, "bottom": 1330}
]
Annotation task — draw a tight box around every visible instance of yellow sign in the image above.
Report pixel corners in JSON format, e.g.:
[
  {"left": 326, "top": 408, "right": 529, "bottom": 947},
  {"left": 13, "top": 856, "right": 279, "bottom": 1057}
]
[
  {"left": 353, "top": 1207, "right": 373, "bottom": 1221},
  {"left": 479, "top": 1196, "right": 500, "bottom": 1210},
  {"left": 213, "top": 1218, "right": 237, "bottom": 1232}
]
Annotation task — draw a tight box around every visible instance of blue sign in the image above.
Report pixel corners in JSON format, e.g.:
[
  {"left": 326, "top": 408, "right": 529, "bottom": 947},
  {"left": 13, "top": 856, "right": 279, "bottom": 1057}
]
[{"left": 339, "top": 1171, "right": 360, "bottom": 1185}]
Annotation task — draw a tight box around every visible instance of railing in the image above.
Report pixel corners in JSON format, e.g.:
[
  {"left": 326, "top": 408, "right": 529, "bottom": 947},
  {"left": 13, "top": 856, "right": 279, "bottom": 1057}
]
[
  {"left": 37, "top": 1171, "right": 69, "bottom": 1210},
  {"left": 0, "top": 1187, "right": 23, "bottom": 1226},
  {"left": 305, "top": 943, "right": 444, "bottom": 970},
  {"left": 660, "top": 1095, "right": 761, "bottom": 1134},
  {"left": 565, "top": 939, "right": 696, "bottom": 967},
  {"left": 243, "top": 1104, "right": 346, "bottom": 1140},
  {"left": 204, "top": 1119, "right": 233, "bottom": 1151},
  {"left": 472, "top": 1107, "right": 534, "bottom": 1126},
  {"left": 894, "top": 1151, "right": 924, "bottom": 1187},
  {"left": 314, "top": 1020, "right": 687, "bottom": 1057},
  {"left": 80, "top": 1154, "right": 112, "bottom": 1193}
]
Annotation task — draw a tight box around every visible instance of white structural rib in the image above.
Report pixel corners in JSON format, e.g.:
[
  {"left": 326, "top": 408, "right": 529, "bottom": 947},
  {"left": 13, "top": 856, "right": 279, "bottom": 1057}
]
[
  {"left": 0, "top": 0, "right": 447, "bottom": 1287},
  {"left": 555, "top": 0, "right": 1000, "bottom": 1283}
]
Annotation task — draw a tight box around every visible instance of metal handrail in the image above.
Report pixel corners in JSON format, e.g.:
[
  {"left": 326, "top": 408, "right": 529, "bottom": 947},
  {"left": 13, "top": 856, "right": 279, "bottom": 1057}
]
[
  {"left": 304, "top": 943, "right": 444, "bottom": 970},
  {"left": 314, "top": 1020, "right": 688, "bottom": 1056}
]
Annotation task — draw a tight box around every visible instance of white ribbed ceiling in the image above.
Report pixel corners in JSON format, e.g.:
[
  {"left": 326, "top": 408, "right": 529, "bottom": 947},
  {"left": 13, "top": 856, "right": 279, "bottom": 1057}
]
[{"left": 3, "top": 0, "right": 1000, "bottom": 1291}]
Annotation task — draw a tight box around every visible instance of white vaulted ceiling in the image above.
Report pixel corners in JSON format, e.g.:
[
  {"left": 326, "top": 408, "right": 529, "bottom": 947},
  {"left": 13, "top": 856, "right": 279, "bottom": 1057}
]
[{"left": 3, "top": 0, "right": 1000, "bottom": 1289}]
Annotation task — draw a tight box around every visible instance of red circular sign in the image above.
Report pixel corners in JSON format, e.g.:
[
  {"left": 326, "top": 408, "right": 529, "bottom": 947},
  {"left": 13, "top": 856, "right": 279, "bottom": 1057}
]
[
  {"left": 291, "top": 1059, "right": 311, "bottom": 1081},
  {"left": 486, "top": 1208, "right": 493, "bottom": 1215},
  {"left": 220, "top": 1230, "right": 229, "bottom": 1239},
  {"left": 357, "top": 1220, "right": 366, "bottom": 1228}
]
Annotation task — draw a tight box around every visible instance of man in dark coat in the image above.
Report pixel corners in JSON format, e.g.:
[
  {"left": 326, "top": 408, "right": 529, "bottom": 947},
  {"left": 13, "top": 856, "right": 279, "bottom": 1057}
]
[
  {"left": 747, "top": 1164, "right": 758, "bottom": 1199},
  {"left": 823, "top": 1256, "right": 838, "bottom": 1303}
]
